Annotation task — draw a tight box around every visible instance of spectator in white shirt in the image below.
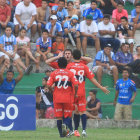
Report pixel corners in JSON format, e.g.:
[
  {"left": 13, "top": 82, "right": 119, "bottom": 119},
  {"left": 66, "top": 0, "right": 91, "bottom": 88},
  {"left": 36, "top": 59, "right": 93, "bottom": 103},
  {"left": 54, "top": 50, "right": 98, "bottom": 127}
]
[
  {"left": 80, "top": 14, "right": 100, "bottom": 56},
  {"left": 98, "top": 14, "right": 120, "bottom": 53},
  {"left": 14, "top": 0, "right": 37, "bottom": 41}
]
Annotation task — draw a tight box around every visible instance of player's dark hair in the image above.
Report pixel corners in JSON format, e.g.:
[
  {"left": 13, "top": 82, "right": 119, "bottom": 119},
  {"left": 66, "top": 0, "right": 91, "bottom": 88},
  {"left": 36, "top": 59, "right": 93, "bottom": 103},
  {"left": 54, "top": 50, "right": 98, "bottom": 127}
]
[
  {"left": 125, "top": 42, "right": 130, "bottom": 47},
  {"left": 135, "top": 3, "right": 140, "bottom": 7},
  {"left": 58, "top": 57, "right": 67, "bottom": 68},
  {"left": 72, "top": 49, "right": 81, "bottom": 60},
  {"left": 90, "top": 89, "right": 97, "bottom": 95},
  {"left": 6, "top": 70, "right": 14, "bottom": 75},
  {"left": 5, "top": 25, "right": 12, "bottom": 30},
  {"left": 122, "top": 67, "right": 130, "bottom": 75},
  {"left": 103, "top": 14, "right": 110, "bottom": 20},
  {"left": 43, "top": 76, "right": 49, "bottom": 81},
  {"left": 121, "top": 16, "right": 128, "bottom": 21},
  {"left": 56, "top": 34, "right": 62, "bottom": 38},
  {"left": 64, "top": 49, "right": 72, "bottom": 54},
  {"left": 91, "top": 0, "right": 97, "bottom": 4},
  {"left": 67, "top": 1, "right": 74, "bottom": 5},
  {"left": 19, "top": 27, "right": 27, "bottom": 32},
  {"left": 59, "top": 0, "right": 65, "bottom": 3},
  {"left": 117, "top": 1, "right": 124, "bottom": 6},
  {"left": 42, "top": 29, "right": 49, "bottom": 34}
]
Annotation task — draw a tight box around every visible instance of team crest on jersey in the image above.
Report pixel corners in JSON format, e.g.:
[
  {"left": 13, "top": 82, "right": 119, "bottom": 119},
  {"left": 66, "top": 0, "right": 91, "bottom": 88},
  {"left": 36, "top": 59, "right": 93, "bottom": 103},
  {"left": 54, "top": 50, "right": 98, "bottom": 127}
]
[
  {"left": 120, "top": 84, "right": 122, "bottom": 87},
  {"left": 11, "top": 84, "right": 14, "bottom": 88}
]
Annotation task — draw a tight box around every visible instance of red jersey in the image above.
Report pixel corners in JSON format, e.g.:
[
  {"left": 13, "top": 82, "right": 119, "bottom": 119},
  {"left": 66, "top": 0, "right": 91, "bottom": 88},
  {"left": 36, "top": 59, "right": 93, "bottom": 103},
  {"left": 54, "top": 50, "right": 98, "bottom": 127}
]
[
  {"left": 50, "top": 60, "right": 87, "bottom": 69},
  {"left": 67, "top": 62, "right": 94, "bottom": 96},
  {"left": 47, "top": 69, "right": 78, "bottom": 103}
]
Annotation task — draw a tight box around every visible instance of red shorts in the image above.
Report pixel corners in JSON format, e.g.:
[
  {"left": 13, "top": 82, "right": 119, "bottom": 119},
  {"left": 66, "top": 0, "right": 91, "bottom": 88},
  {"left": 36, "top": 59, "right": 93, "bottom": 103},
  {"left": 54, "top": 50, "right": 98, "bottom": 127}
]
[
  {"left": 54, "top": 103, "right": 72, "bottom": 118},
  {"left": 74, "top": 95, "right": 86, "bottom": 112}
]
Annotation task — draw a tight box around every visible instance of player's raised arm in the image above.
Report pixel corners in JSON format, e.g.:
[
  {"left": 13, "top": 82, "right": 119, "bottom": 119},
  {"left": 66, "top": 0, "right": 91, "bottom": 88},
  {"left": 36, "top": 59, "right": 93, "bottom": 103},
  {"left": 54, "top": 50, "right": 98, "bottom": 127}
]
[
  {"left": 0, "top": 60, "right": 8, "bottom": 84},
  {"left": 80, "top": 56, "right": 92, "bottom": 64},
  {"left": 90, "top": 78, "right": 110, "bottom": 94},
  {"left": 45, "top": 51, "right": 63, "bottom": 65},
  {"left": 14, "top": 61, "right": 23, "bottom": 84}
]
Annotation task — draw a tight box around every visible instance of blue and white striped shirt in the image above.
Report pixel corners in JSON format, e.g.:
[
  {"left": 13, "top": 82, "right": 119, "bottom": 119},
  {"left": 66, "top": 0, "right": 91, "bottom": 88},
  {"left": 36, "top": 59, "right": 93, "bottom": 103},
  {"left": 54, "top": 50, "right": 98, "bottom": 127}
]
[
  {"left": 0, "top": 34, "right": 17, "bottom": 52},
  {"left": 93, "top": 50, "right": 116, "bottom": 66}
]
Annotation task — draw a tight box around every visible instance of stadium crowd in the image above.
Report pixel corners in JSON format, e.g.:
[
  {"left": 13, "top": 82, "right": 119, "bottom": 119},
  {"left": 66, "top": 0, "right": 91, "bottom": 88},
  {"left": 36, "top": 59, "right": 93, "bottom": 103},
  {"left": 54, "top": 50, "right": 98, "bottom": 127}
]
[{"left": 0, "top": 0, "right": 139, "bottom": 137}]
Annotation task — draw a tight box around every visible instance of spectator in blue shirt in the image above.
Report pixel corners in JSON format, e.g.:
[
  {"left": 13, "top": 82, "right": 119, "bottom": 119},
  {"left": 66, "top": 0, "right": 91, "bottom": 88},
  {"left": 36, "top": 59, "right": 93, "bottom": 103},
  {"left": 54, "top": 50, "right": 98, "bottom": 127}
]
[
  {"left": 35, "top": 29, "right": 52, "bottom": 73},
  {"left": 64, "top": 15, "right": 81, "bottom": 50},
  {"left": 116, "top": 43, "right": 140, "bottom": 75},
  {"left": 45, "top": 15, "right": 62, "bottom": 41},
  {"left": 114, "top": 67, "right": 137, "bottom": 120},
  {"left": 0, "top": 26, "right": 33, "bottom": 75},
  {"left": 83, "top": 0, "right": 103, "bottom": 23},
  {"left": 92, "top": 44, "right": 118, "bottom": 86},
  {"left": 0, "top": 60, "right": 23, "bottom": 94},
  {"left": 52, "top": 0, "right": 69, "bottom": 24},
  {"left": 131, "top": 3, "right": 140, "bottom": 35}
]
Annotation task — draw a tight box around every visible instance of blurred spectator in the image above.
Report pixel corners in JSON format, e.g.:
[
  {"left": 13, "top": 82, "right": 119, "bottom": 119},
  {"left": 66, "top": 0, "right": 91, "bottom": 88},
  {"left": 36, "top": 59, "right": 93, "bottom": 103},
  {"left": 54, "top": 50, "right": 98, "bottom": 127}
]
[
  {"left": 37, "top": 0, "right": 51, "bottom": 37},
  {"left": 40, "top": 77, "right": 53, "bottom": 118},
  {"left": 112, "top": 2, "right": 128, "bottom": 28},
  {"left": 98, "top": 0, "right": 121, "bottom": 15},
  {"left": 0, "top": 60, "right": 23, "bottom": 94},
  {"left": 116, "top": 43, "right": 140, "bottom": 74},
  {"left": 35, "top": 29, "right": 52, "bottom": 73},
  {"left": 67, "top": 1, "right": 80, "bottom": 19},
  {"left": 49, "top": 0, "right": 59, "bottom": 8},
  {"left": 10, "top": 0, "right": 21, "bottom": 22},
  {"left": 0, "top": 51, "right": 5, "bottom": 65},
  {"left": 83, "top": 0, "right": 103, "bottom": 23},
  {"left": 92, "top": 44, "right": 118, "bottom": 86},
  {"left": 45, "top": 68, "right": 53, "bottom": 77},
  {"left": 131, "top": 3, "right": 140, "bottom": 35},
  {"left": 133, "top": 45, "right": 140, "bottom": 60},
  {"left": 52, "top": 0, "right": 69, "bottom": 24},
  {"left": 135, "top": 0, "right": 140, "bottom": 5},
  {"left": 36, "top": 86, "right": 42, "bottom": 119},
  {"left": 80, "top": 15, "right": 100, "bottom": 55},
  {"left": 98, "top": 14, "right": 120, "bottom": 53},
  {"left": 0, "top": 26, "right": 33, "bottom": 75},
  {"left": 51, "top": 34, "right": 64, "bottom": 56},
  {"left": 32, "top": 0, "right": 42, "bottom": 7},
  {"left": 45, "top": 15, "right": 62, "bottom": 41},
  {"left": 16, "top": 27, "right": 38, "bottom": 67},
  {"left": 86, "top": 89, "right": 102, "bottom": 119},
  {"left": 114, "top": 67, "right": 137, "bottom": 120},
  {"left": 14, "top": 0, "right": 37, "bottom": 41},
  {"left": 0, "top": 0, "right": 14, "bottom": 34},
  {"left": 64, "top": 15, "right": 81, "bottom": 50},
  {"left": 117, "top": 16, "right": 134, "bottom": 53}
]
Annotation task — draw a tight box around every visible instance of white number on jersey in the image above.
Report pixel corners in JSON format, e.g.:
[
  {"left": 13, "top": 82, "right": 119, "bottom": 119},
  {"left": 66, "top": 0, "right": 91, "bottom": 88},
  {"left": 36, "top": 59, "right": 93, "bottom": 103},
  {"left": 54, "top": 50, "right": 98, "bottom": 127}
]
[
  {"left": 70, "top": 69, "right": 84, "bottom": 83},
  {"left": 56, "top": 75, "right": 69, "bottom": 89}
]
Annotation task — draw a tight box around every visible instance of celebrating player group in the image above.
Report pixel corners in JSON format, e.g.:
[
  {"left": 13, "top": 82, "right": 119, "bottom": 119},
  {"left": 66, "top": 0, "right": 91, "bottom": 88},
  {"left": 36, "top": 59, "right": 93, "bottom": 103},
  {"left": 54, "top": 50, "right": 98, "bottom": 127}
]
[{"left": 47, "top": 49, "right": 110, "bottom": 138}]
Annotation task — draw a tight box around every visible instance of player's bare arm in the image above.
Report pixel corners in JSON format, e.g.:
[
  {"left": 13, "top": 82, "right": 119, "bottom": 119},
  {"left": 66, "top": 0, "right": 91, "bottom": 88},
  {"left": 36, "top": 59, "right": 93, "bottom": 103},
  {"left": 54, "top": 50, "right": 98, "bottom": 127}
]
[
  {"left": 45, "top": 52, "right": 63, "bottom": 65},
  {"left": 90, "top": 78, "right": 110, "bottom": 94},
  {"left": 14, "top": 62, "right": 23, "bottom": 84},
  {"left": 130, "top": 92, "right": 137, "bottom": 103},
  {"left": 113, "top": 90, "right": 119, "bottom": 106},
  {"left": 0, "top": 61, "right": 8, "bottom": 84},
  {"left": 80, "top": 56, "right": 92, "bottom": 64}
]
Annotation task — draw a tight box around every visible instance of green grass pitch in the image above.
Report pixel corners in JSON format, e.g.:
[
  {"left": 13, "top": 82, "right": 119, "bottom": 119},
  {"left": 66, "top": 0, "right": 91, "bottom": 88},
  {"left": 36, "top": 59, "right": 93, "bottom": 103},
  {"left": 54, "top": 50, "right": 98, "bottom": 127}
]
[{"left": 0, "top": 128, "right": 140, "bottom": 140}]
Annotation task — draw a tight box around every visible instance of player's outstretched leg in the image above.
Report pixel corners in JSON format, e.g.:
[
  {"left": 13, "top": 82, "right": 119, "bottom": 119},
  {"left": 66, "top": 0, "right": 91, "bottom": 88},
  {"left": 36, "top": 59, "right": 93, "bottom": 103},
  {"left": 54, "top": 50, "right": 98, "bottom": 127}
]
[
  {"left": 57, "top": 119, "right": 64, "bottom": 137},
  {"left": 73, "top": 113, "right": 80, "bottom": 137},
  {"left": 81, "top": 113, "right": 87, "bottom": 137}
]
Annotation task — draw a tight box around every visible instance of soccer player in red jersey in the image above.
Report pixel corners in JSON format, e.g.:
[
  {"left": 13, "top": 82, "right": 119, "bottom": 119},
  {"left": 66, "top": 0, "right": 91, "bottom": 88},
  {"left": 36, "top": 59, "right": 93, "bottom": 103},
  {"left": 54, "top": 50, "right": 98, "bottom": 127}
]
[
  {"left": 45, "top": 49, "right": 92, "bottom": 69},
  {"left": 67, "top": 49, "right": 110, "bottom": 137},
  {"left": 47, "top": 57, "right": 78, "bottom": 138}
]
